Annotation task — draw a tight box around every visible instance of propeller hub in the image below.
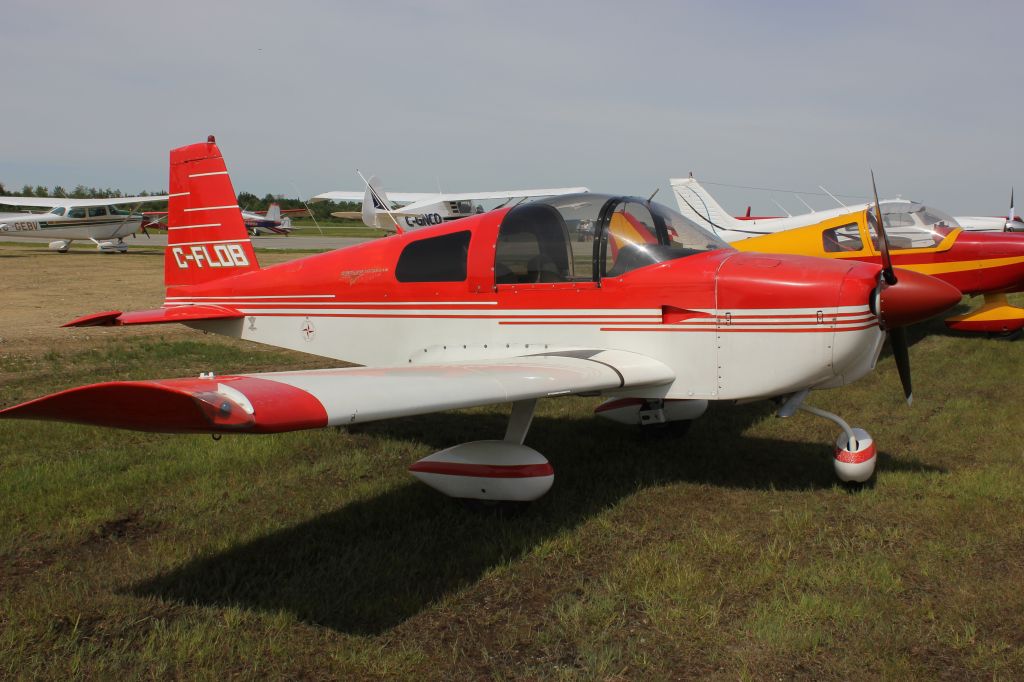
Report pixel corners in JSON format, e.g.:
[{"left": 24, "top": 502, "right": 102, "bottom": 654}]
[{"left": 877, "top": 268, "right": 961, "bottom": 329}]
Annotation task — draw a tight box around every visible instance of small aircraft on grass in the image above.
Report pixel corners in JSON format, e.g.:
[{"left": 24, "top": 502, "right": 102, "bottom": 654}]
[
  {"left": 671, "top": 176, "right": 1024, "bottom": 337},
  {"left": 240, "top": 203, "right": 307, "bottom": 236},
  {"left": 145, "top": 203, "right": 308, "bottom": 236},
  {"left": 0, "top": 195, "right": 169, "bottom": 252},
  {"left": 313, "top": 175, "right": 589, "bottom": 233},
  {"left": 0, "top": 137, "right": 961, "bottom": 503}
]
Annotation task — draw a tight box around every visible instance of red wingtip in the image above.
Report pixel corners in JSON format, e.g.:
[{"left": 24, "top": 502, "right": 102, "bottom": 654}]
[{"left": 0, "top": 381, "right": 254, "bottom": 433}]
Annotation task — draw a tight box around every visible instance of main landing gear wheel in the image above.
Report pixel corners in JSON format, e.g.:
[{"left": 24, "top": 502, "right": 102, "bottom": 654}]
[
  {"left": 643, "top": 418, "right": 693, "bottom": 439},
  {"left": 408, "top": 399, "right": 555, "bottom": 508},
  {"left": 593, "top": 398, "right": 707, "bottom": 437}
]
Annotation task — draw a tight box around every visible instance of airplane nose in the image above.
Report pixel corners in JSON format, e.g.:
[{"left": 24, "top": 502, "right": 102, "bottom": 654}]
[{"left": 877, "top": 268, "right": 962, "bottom": 328}]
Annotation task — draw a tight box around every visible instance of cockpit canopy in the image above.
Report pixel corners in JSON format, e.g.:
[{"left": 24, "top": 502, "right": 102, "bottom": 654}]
[
  {"left": 866, "top": 200, "right": 960, "bottom": 249},
  {"left": 495, "top": 193, "right": 728, "bottom": 284}
]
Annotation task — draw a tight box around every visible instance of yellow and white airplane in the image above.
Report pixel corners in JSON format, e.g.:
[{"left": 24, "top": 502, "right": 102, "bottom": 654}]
[
  {"left": 0, "top": 195, "right": 168, "bottom": 252},
  {"left": 669, "top": 176, "right": 1024, "bottom": 336}
]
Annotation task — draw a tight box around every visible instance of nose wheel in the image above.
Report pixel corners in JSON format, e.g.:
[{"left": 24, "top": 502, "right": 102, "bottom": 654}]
[{"left": 779, "top": 391, "right": 878, "bottom": 483}]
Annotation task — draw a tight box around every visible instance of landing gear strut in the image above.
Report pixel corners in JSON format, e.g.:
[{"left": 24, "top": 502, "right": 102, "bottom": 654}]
[{"left": 778, "top": 390, "right": 877, "bottom": 483}]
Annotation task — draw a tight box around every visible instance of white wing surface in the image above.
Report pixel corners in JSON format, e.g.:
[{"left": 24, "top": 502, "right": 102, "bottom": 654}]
[
  {"left": 1, "top": 350, "right": 674, "bottom": 433},
  {"left": 0, "top": 195, "right": 169, "bottom": 208},
  {"left": 310, "top": 187, "right": 588, "bottom": 205}
]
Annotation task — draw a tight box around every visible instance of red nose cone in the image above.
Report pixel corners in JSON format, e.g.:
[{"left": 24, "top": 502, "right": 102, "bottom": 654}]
[{"left": 878, "top": 268, "right": 962, "bottom": 328}]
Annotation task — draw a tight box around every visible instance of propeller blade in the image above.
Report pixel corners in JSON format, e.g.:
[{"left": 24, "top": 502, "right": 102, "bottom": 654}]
[
  {"left": 889, "top": 326, "right": 912, "bottom": 405},
  {"left": 871, "top": 170, "right": 897, "bottom": 285},
  {"left": 1007, "top": 187, "right": 1016, "bottom": 231}
]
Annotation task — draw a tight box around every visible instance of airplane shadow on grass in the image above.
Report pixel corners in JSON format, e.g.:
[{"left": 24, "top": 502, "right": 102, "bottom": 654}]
[{"left": 131, "top": 401, "right": 942, "bottom": 635}]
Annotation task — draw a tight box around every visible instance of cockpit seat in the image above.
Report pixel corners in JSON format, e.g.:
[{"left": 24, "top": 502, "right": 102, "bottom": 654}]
[
  {"left": 526, "top": 254, "right": 563, "bottom": 283},
  {"left": 607, "top": 243, "right": 660, "bottom": 277}
]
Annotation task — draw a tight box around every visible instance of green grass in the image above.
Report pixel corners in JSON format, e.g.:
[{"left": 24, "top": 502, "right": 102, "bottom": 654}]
[{"left": 1, "top": 308, "right": 1023, "bottom": 679}]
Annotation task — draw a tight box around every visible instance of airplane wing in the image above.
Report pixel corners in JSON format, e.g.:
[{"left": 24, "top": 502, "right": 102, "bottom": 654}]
[
  {"left": 310, "top": 188, "right": 588, "bottom": 204},
  {"left": 0, "top": 195, "right": 170, "bottom": 208},
  {"left": 0, "top": 350, "right": 673, "bottom": 434},
  {"left": 433, "top": 187, "right": 589, "bottom": 202},
  {"left": 310, "top": 191, "right": 438, "bottom": 204}
]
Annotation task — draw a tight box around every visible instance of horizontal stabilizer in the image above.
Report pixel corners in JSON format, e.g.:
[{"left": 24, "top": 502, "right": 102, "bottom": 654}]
[{"left": 63, "top": 305, "right": 244, "bottom": 327}]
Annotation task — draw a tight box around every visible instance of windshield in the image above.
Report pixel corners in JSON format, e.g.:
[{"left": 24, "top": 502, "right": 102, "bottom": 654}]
[
  {"left": 525, "top": 194, "right": 729, "bottom": 279},
  {"left": 48, "top": 206, "right": 66, "bottom": 216},
  {"left": 866, "top": 201, "right": 960, "bottom": 249}
]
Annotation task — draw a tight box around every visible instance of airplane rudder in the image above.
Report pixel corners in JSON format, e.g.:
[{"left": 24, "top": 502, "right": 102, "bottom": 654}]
[{"left": 165, "top": 136, "right": 259, "bottom": 288}]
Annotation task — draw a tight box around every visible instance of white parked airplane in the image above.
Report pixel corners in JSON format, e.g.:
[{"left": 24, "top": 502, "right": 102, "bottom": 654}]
[
  {"left": 312, "top": 175, "right": 589, "bottom": 233},
  {"left": 955, "top": 189, "right": 1023, "bottom": 233},
  {"left": 0, "top": 195, "right": 169, "bottom": 252}
]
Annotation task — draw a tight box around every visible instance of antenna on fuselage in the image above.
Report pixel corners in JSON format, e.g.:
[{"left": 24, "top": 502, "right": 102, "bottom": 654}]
[
  {"left": 793, "top": 194, "right": 815, "bottom": 214},
  {"left": 770, "top": 197, "right": 793, "bottom": 217},
  {"left": 647, "top": 188, "right": 659, "bottom": 202},
  {"left": 290, "top": 181, "right": 323, "bottom": 236},
  {"left": 356, "top": 169, "right": 403, "bottom": 234},
  {"left": 819, "top": 185, "right": 847, "bottom": 208}
]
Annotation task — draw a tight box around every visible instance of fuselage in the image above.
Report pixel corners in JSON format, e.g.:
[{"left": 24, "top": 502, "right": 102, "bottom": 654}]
[
  {"left": 0, "top": 206, "right": 142, "bottom": 241},
  {"left": 733, "top": 207, "right": 1024, "bottom": 296},
  {"left": 165, "top": 202, "right": 892, "bottom": 403}
]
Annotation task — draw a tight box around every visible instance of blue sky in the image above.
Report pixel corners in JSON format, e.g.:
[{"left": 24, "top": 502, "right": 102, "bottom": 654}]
[{"left": 1, "top": 0, "right": 1020, "bottom": 214}]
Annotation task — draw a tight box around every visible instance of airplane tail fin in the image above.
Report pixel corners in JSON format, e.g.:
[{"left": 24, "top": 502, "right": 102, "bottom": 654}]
[
  {"left": 361, "top": 175, "right": 403, "bottom": 231},
  {"left": 669, "top": 176, "right": 746, "bottom": 233},
  {"left": 265, "top": 203, "right": 281, "bottom": 222},
  {"left": 165, "top": 136, "right": 259, "bottom": 289}
]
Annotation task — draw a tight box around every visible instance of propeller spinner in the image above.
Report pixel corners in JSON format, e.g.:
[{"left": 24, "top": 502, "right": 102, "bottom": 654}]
[{"left": 869, "top": 172, "right": 960, "bottom": 404}]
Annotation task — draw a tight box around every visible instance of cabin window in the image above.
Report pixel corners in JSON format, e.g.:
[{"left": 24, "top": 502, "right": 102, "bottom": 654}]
[
  {"left": 822, "top": 223, "right": 864, "bottom": 252},
  {"left": 868, "top": 212, "right": 947, "bottom": 250},
  {"left": 48, "top": 207, "right": 66, "bottom": 216},
  {"left": 601, "top": 202, "right": 660, "bottom": 277},
  {"left": 495, "top": 203, "right": 573, "bottom": 283},
  {"left": 395, "top": 230, "right": 470, "bottom": 282},
  {"left": 68, "top": 208, "right": 86, "bottom": 218},
  {"left": 88, "top": 206, "right": 108, "bottom": 217}
]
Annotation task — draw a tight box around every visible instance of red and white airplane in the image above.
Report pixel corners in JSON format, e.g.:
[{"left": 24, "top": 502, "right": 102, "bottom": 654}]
[{"left": 0, "top": 137, "right": 961, "bottom": 500}]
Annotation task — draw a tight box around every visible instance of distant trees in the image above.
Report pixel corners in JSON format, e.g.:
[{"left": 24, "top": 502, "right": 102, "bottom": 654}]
[{"left": 235, "top": 190, "right": 358, "bottom": 224}]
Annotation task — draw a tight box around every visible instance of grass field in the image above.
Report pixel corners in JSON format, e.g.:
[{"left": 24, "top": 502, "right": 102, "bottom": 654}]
[{"left": 1, "top": 246, "right": 1022, "bottom": 679}]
